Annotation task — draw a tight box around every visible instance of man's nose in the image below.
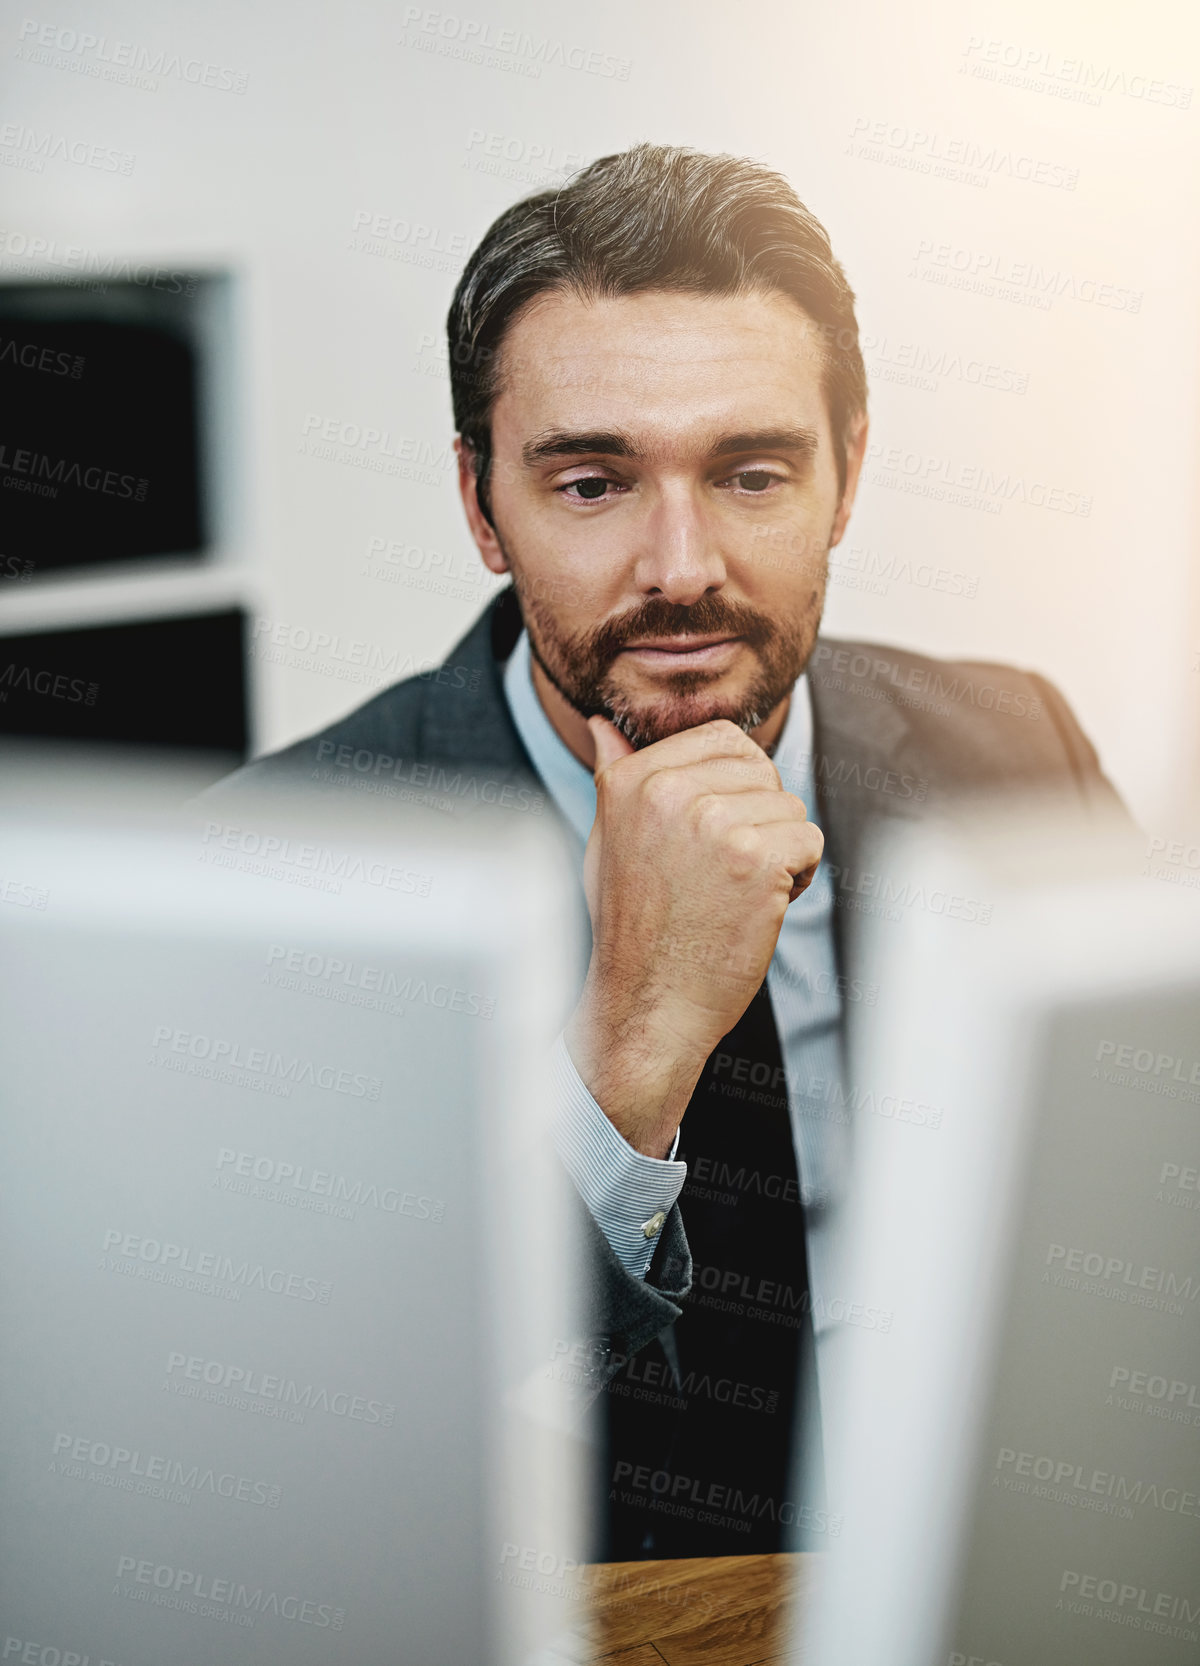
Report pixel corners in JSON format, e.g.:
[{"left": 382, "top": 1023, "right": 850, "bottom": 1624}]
[{"left": 631, "top": 487, "right": 727, "bottom": 604}]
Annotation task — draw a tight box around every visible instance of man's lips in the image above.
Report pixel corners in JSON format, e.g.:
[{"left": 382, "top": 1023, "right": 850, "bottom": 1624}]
[
  {"left": 618, "top": 633, "right": 743, "bottom": 665},
  {"left": 623, "top": 633, "right": 738, "bottom": 652}
]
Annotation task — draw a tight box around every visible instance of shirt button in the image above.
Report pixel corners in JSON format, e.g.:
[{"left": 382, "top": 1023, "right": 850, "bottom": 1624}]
[{"left": 641, "top": 1210, "right": 666, "bottom": 1240}]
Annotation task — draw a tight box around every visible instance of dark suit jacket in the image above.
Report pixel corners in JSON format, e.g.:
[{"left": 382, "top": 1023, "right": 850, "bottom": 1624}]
[{"left": 208, "top": 585, "right": 1128, "bottom": 1402}]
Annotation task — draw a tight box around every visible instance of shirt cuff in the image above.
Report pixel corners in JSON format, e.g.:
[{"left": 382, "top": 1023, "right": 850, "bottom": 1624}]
[{"left": 550, "top": 1033, "right": 687, "bottom": 1279}]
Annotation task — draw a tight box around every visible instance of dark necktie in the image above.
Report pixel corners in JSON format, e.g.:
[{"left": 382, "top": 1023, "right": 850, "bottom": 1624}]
[{"left": 602, "top": 981, "right": 822, "bottom": 1558}]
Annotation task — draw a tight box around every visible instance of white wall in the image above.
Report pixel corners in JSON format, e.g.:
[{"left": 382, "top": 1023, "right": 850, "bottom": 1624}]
[{"left": 4, "top": 0, "right": 1198, "bottom": 839}]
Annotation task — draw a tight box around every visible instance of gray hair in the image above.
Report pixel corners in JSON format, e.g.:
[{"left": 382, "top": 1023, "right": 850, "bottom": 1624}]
[{"left": 446, "top": 142, "right": 867, "bottom": 522}]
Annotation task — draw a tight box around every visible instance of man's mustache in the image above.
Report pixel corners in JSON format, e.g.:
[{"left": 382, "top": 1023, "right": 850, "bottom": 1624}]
[{"left": 575, "top": 596, "right": 774, "bottom": 667}]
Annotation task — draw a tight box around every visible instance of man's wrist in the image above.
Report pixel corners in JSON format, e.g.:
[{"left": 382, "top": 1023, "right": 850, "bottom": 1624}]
[
  {"left": 551, "top": 1034, "right": 688, "bottom": 1279},
  {"left": 564, "top": 992, "right": 711, "bottom": 1158}
]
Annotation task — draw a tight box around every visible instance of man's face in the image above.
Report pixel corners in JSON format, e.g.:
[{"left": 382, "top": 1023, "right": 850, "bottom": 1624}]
[{"left": 460, "top": 286, "right": 865, "bottom": 749}]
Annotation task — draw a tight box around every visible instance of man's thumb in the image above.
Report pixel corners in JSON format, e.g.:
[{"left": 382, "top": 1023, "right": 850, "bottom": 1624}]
[{"left": 588, "top": 715, "right": 635, "bottom": 775}]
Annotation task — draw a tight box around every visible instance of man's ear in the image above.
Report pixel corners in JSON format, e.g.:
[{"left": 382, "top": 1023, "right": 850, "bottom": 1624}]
[
  {"left": 828, "top": 411, "right": 869, "bottom": 550},
  {"left": 455, "top": 436, "right": 509, "bottom": 575}
]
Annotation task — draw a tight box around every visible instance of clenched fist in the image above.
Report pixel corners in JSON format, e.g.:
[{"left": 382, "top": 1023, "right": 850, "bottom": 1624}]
[{"left": 564, "top": 716, "right": 823, "bottom": 1158}]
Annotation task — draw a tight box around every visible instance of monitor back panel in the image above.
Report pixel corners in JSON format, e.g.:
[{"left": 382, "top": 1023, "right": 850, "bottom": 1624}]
[{"left": 0, "top": 800, "right": 581, "bottom": 1666}]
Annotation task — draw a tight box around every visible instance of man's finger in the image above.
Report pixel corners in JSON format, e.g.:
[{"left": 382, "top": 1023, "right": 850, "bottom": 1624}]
[
  {"left": 789, "top": 862, "right": 820, "bottom": 902},
  {"left": 621, "top": 717, "right": 771, "bottom": 772},
  {"left": 588, "top": 716, "right": 636, "bottom": 776},
  {"left": 686, "top": 789, "right": 811, "bottom": 827},
  {"left": 637, "top": 754, "right": 784, "bottom": 802},
  {"left": 761, "top": 820, "right": 824, "bottom": 874}
]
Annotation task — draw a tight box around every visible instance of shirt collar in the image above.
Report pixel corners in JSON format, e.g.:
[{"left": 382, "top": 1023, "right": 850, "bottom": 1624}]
[{"left": 502, "top": 628, "right": 816, "bottom": 847}]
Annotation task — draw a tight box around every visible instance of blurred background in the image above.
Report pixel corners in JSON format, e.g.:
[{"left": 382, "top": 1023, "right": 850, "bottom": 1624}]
[{"left": 1, "top": 0, "right": 1197, "bottom": 843}]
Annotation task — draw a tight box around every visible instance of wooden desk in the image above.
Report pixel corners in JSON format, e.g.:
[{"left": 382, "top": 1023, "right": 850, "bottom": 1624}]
[{"left": 549, "top": 1552, "right": 817, "bottom": 1665}]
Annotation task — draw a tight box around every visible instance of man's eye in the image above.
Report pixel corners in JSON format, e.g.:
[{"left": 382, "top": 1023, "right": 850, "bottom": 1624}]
[
  {"left": 732, "top": 470, "right": 777, "bottom": 492},
  {"left": 562, "top": 477, "right": 612, "bottom": 500}
]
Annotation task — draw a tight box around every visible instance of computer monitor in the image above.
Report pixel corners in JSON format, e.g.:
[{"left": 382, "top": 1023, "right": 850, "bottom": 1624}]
[
  {"left": 799, "top": 805, "right": 1200, "bottom": 1666},
  {"left": 0, "top": 758, "right": 587, "bottom": 1665}
]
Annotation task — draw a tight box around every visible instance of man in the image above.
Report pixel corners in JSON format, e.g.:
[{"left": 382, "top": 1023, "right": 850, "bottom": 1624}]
[{"left": 212, "top": 144, "right": 1126, "bottom": 1560}]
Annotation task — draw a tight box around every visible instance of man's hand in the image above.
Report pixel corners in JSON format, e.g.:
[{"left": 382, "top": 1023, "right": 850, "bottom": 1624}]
[{"left": 564, "top": 716, "right": 823, "bottom": 1159}]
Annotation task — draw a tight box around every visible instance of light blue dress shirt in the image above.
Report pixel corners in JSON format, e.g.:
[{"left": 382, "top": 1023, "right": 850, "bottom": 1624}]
[{"left": 503, "top": 631, "right": 850, "bottom": 1353}]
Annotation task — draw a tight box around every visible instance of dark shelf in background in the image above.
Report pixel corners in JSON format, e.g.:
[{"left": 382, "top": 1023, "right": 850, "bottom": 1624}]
[
  {"left": 0, "top": 279, "right": 214, "bottom": 576},
  {"left": 0, "top": 609, "right": 248, "bottom": 757}
]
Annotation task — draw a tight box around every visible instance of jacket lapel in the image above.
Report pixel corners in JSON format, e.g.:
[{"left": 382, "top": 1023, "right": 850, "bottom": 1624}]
[
  {"left": 807, "top": 649, "right": 918, "bottom": 986},
  {"left": 415, "top": 586, "right": 532, "bottom": 774}
]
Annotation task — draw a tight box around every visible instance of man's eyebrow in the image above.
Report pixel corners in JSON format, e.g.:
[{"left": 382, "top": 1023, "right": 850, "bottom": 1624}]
[
  {"left": 521, "top": 429, "right": 639, "bottom": 466},
  {"left": 519, "top": 425, "right": 821, "bottom": 468},
  {"left": 707, "top": 427, "right": 820, "bottom": 459}
]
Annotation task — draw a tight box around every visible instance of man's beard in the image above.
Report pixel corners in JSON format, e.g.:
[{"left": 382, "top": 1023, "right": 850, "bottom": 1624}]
[{"left": 510, "top": 559, "right": 826, "bottom": 750}]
